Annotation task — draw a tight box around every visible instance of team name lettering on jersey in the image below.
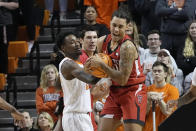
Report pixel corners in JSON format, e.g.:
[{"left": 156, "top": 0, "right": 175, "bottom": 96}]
[{"left": 43, "top": 93, "right": 60, "bottom": 102}]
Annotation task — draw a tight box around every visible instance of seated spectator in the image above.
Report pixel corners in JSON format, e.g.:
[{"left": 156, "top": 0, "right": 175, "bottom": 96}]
[
  {"left": 125, "top": 19, "right": 146, "bottom": 48},
  {"left": 36, "top": 64, "right": 63, "bottom": 123},
  {"left": 176, "top": 20, "right": 196, "bottom": 77},
  {"left": 139, "top": 30, "right": 161, "bottom": 74},
  {"left": 145, "top": 49, "right": 184, "bottom": 96},
  {"left": 75, "top": 6, "right": 110, "bottom": 37},
  {"left": 143, "top": 61, "right": 179, "bottom": 131},
  {"left": 35, "top": 112, "right": 54, "bottom": 131},
  {"left": 17, "top": 110, "right": 37, "bottom": 131},
  {"left": 184, "top": 72, "right": 193, "bottom": 94},
  {"left": 84, "top": 0, "right": 125, "bottom": 29}
]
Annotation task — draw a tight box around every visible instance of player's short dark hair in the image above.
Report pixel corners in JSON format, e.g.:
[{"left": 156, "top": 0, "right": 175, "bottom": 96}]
[
  {"left": 79, "top": 25, "right": 99, "bottom": 38},
  {"left": 152, "top": 61, "right": 168, "bottom": 73},
  {"left": 112, "top": 5, "right": 131, "bottom": 23},
  {"left": 55, "top": 31, "right": 75, "bottom": 49}
]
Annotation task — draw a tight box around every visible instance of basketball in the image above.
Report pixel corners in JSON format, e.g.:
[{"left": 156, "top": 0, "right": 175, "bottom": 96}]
[{"left": 84, "top": 53, "right": 113, "bottom": 78}]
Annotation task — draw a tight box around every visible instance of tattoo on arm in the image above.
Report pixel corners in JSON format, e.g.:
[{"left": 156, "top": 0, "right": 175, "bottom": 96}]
[
  {"left": 118, "top": 41, "right": 136, "bottom": 84},
  {"left": 178, "top": 92, "right": 195, "bottom": 107}
]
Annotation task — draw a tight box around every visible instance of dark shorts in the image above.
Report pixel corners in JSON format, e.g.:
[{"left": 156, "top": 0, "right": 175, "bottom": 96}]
[{"left": 100, "top": 84, "right": 147, "bottom": 126}]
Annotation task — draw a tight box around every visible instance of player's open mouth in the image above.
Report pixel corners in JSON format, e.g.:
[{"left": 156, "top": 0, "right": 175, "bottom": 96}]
[
  {"left": 75, "top": 48, "right": 81, "bottom": 51},
  {"left": 113, "top": 34, "right": 119, "bottom": 37},
  {"left": 89, "top": 44, "right": 95, "bottom": 48}
]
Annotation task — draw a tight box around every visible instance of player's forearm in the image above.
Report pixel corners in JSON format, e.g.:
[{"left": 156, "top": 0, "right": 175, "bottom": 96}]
[
  {"left": 0, "top": 97, "right": 16, "bottom": 113},
  {"left": 100, "top": 63, "right": 128, "bottom": 86},
  {"left": 73, "top": 69, "right": 100, "bottom": 85},
  {"left": 0, "top": 2, "right": 19, "bottom": 10},
  {"left": 178, "top": 85, "right": 196, "bottom": 107}
]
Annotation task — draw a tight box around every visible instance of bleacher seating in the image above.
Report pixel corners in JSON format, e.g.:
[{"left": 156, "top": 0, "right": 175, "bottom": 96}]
[{"left": 0, "top": 7, "right": 82, "bottom": 130}]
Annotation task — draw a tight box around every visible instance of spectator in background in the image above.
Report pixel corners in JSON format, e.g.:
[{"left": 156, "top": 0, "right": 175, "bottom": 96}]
[
  {"left": 17, "top": 110, "right": 37, "bottom": 131},
  {"left": 19, "top": 0, "right": 44, "bottom": 52},
  {"left": 125, "top": 19, "right": 147, "bottom": 49},
  {"left": 0, "top": 0, "right": 19, "bottom": 75},
  {"left": 143, "top": 61, "right": 179, "bottom": 131},
  {"left": 35, "top": 112, "right": 54, "bottom": 131},
  {"left": 75, "top": 6, "right": 110, "bottom": 37},
  {"left": 145, "top": 49, "right": 184, "bottom": 96},
  {"left": 135, "top": 0, "right": 161, "bottom": 38},
  {"left": 84, "top": 0, "right": 126, "bottom": 29},
  {"left": 176, "top": 20, "right": 196, "bottom": 77},
  {"left": 139, "top": 30, "right": 161, "bottom": 74},
  {"left": 44, "top": 0, "right": 67, "bottom": 21},
  {"left": 36, "top": 64, "right": 63, "bottom": 123},
  {"left": 126, "top": 20, "right": 141, "bottom": 47},
  {"left": 155, "top": 0, "right": 189, "bottom": 60}
]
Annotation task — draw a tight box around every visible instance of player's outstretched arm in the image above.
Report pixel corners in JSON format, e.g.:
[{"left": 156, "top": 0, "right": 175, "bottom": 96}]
[
  {"left": 0, "top": 97, "right": 24, "bottom": 121},
  {"left": 168, "top": 68, "right": 196, "bottom": 108}
]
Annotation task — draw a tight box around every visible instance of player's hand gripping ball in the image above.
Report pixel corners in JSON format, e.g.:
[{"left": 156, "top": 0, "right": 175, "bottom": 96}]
[{"left": 84, "top": 53, "right": 113, "bottom": 78}]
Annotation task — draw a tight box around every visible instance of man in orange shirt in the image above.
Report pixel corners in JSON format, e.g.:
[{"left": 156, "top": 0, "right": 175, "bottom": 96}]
[{"left": 143, "top": 61, "right": 179, "bottom": 131}]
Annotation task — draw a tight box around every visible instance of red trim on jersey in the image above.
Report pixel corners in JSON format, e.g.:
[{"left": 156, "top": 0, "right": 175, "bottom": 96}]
[
  {"left": 102, "top": 34, "right": 145, "bottom": 87},
  {"left": 80, "top": 50, "right": 89, "bottom": 65}
]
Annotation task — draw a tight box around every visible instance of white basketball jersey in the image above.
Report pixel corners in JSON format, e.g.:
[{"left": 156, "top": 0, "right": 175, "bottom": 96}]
[{"left": 59, "top": 57, "right": 92, "bottom": 113}]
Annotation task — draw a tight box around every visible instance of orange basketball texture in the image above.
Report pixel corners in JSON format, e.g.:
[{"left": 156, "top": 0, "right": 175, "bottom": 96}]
[{"left": 84, "top": 53, "right": 113, "bottom": 78}]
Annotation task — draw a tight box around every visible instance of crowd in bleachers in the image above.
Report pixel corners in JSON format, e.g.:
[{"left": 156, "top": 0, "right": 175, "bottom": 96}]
[{"left": 0, "top": 0, "right": 196, "bottom": 131}]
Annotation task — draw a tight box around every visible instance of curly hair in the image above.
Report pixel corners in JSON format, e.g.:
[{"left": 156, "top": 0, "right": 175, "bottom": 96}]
[
  {"left": 183, "top": 21, "right": 196, "bottom": 58},
  {"left": 40, "top": 64, "right": 59, "bottom": 92},
  {"left": 183, "top": 36, "right": 195, "bottom": 57}
]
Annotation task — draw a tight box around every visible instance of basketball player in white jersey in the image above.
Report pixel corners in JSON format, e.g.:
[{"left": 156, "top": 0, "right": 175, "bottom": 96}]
[{"left": 57, "top": 32, "right": 111, "bottom": 131}]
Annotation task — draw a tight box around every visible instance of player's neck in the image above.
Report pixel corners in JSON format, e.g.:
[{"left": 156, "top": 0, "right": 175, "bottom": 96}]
[
  {"left": 85, "top": 50, "right": 94, "bottom": 57},
  {"left": 110, "top": 41, "right": 118, "bottom": 51},
  {"left": 67, "top": 54, "right": 80, "bottom": 61}
]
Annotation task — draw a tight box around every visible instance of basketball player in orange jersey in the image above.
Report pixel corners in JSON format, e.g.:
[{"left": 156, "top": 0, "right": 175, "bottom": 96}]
[
  {"left": 85, "top": 9, "right": 147, "bottom": 131},
  {"left": 58, "top": 32, "right": 112, "bottom": 131}
]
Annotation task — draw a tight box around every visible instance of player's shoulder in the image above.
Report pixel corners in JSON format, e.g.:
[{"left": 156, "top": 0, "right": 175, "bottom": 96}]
[
  {"left": 97, "top": 35, "right": 107, "bottom": 53},
  {"left": 121, "top": 40, "right": 136, "bottom": 52},
  {"left": 61, "top": 58, "right": 76, "bottom": 70}
]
